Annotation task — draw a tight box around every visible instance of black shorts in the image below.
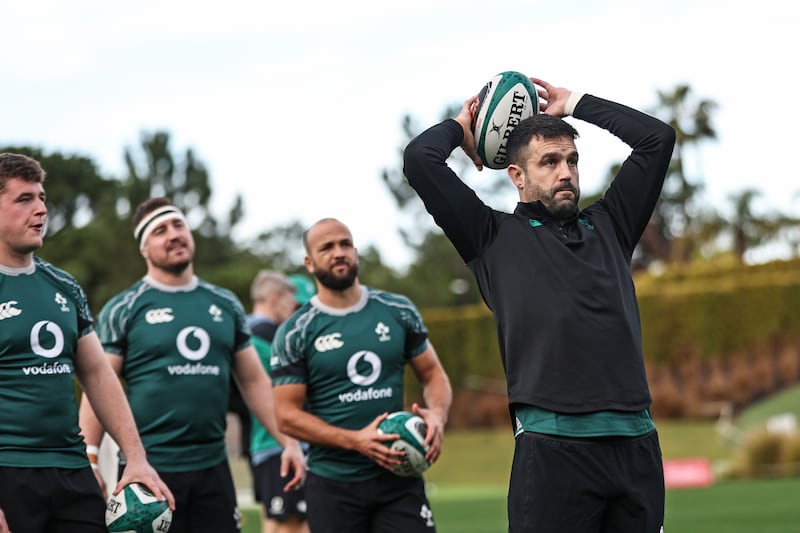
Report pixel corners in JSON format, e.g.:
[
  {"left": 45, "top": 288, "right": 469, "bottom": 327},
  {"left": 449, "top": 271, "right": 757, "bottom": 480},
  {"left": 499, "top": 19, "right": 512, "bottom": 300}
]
[
  {"left": 0, "top": 465, "right": 106, "bottom": 533},
  {"left": 508, "top": 430, "right": 665, "bottom": 533},
  {"left": 252, "top": 454, "right": 307, "bottom": 521},
  {"left": 120, "top": 459, "right": 240, "bottom": 533},
  {"left": 305, "top": 470, "right": 436, "bottom": 533}
]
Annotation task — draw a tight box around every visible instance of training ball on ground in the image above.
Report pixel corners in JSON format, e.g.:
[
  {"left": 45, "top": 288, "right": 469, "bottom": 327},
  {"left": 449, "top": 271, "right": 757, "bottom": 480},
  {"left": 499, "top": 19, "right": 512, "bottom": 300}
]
[
  {"left": 378, "top": 411, "right": 431, "bottom": 477},
  {"left": 471, "top": 70, "right": 539, "bottom": 170},
  {"left": 106, "top": 482, "right": 173, "bottom": 533}
]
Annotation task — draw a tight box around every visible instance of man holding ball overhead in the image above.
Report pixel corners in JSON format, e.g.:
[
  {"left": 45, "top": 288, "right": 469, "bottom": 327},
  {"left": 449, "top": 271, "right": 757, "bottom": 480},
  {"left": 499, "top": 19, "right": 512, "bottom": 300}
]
[{"left": 404, "top": 77, "right": 675, "bottom": 532}]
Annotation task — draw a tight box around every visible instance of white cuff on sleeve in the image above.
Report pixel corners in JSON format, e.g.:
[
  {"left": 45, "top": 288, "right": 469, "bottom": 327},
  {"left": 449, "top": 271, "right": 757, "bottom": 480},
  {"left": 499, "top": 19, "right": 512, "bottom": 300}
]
[{"left": 564, "top": 91, "right": 585, "bottom": 116}]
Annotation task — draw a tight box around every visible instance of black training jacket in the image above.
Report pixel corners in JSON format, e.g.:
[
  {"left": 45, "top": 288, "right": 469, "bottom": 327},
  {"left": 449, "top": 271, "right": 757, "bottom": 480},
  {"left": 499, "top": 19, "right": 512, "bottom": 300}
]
[{"left": 403, "top": 95, "right": 676, "bottom": 414}]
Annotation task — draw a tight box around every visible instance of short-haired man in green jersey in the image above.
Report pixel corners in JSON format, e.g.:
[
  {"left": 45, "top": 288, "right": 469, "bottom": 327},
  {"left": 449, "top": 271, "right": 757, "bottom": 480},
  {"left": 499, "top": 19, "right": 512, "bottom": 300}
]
[
  {"left": 0, "top": 153, "right": 173, "bottom": 532},
  {"left": 79, "top": 197, "right": 306, "bottom": 533}
]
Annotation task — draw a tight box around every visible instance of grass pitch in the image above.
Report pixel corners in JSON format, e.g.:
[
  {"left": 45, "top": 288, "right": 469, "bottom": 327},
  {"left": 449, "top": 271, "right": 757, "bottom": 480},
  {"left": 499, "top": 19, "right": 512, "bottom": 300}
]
[{"left": 429, "top": 477, "right": 800, "bottom": 533}]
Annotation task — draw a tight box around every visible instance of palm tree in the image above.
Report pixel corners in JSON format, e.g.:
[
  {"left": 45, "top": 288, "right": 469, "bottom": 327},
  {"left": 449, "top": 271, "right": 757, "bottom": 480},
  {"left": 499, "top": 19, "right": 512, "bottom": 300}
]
[
  {"left": 648, "top": 84, "right": 718, "bottom": 264},
  {"left": 727, "top": 188, "right": 800, "bottom": 261}
]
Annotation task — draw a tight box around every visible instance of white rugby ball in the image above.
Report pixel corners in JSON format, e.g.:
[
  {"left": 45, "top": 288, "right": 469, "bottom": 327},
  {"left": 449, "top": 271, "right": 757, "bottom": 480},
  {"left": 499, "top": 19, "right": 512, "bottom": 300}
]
[
  {"left": 106, "top": 482, "right": 173, "bottom": 533},
  {"left": 377, "top": 411, "right": 431, "bottom": 477},
  {"left": 471, "top": 71, "right": 539, "bottom": 169}
]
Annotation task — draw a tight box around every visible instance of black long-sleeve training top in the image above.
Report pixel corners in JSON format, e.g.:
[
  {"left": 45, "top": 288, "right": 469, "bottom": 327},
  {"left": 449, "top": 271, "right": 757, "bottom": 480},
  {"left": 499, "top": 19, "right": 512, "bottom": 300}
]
[{"left": 403, "top": 95, "right": 676, "bottom": 414}]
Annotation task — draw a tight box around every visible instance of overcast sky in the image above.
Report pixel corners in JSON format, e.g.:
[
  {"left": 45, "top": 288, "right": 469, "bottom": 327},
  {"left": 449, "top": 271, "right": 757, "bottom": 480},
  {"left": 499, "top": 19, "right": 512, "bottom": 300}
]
[{"left": 3, "top": 0, "right": 797, "bottom": 268}]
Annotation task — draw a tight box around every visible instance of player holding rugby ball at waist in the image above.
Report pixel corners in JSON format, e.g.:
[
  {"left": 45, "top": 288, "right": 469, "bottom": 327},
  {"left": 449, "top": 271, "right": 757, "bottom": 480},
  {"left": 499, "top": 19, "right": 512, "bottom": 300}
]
[
  {"left": 79, "top": 197, "right": 305, "bottom": 533},
  {"left": 403, "top": 76, "right": 676, "bottom": 533},
  {"left": 270, "top": 218, "right": 452, "bottom": 533}
]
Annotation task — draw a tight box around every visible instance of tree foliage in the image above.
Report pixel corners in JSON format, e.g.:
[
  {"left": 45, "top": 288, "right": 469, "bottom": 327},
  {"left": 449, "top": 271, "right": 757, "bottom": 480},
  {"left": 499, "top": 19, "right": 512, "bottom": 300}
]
[
  {"left": 644, "top": 83, "right": 718, "bottom": 264},
  {"left": 3, "top": 133, "right": 263, "bottom": 311},
  {"left": 3, "top": 130, "right": 403, "bottom": 312}
]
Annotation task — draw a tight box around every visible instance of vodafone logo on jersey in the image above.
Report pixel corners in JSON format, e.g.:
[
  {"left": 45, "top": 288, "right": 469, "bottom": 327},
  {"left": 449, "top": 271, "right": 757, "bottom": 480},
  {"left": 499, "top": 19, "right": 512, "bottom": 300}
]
[
  {"left": 347, "top": 351, "right": 381, "bottom": 386},
  {"left": 176, "top": 326, "right": 210, "bottom": 361},
  {"left": 20, "top": 320, "right": 74, "bottom": 377},
  {"left": 30, "top": 321, "right": 65, "bottom": 358},
  {"left": 338, "top": 350, "right": 392, "bottom": 404},
  {"left": 166, "top": 325, "right": 221, "bottom": 377}
]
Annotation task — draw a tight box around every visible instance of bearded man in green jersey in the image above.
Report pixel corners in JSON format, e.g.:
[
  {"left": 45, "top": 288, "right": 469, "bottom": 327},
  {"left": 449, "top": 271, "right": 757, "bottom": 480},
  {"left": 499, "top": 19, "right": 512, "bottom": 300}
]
[
  {"left": 0, "top": 153, "right": 173, "bottom": 532},
  {"left": 271, "top": 218, "right": 453, "bottom": 533},
  {"left": 79, "top": 197, "right": 306, "bottom": 533}
]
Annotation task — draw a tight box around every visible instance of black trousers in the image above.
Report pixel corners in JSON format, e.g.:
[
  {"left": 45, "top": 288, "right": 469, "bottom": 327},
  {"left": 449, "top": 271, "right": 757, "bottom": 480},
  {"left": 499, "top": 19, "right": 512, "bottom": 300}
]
[
  {"left": 305, "top": 470, "right": 435, "bottom": 533},
  {"left": 120, "top": 459, "right": 240, "bottom": 533},
  {"left": 0, "top": 466, "right": 106, "bottom": 533},
  {"left": 508, "top": 430, "right": 664, "bottom": 533}
]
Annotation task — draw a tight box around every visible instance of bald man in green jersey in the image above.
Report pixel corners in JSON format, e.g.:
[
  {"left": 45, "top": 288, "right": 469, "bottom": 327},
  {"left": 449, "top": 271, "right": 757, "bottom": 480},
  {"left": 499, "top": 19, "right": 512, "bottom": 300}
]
[
  {"left": 271, "top": 218, "right": 453, "bottom": 533},
  {"left": 79, "top": 197, "right": 306, "bottom": 533},
  {"left": 0, "top": 153, "right": 173, "bottom": 532}
]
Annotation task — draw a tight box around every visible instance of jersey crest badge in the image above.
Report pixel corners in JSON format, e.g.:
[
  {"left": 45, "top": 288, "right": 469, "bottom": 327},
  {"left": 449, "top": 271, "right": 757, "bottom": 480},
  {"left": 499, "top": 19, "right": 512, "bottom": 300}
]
[
  {"left": 375, "top": 322, "right": 391, "bottom": 342},
  {"left": 54, "top": 292, "right": 70, "bottom": 312},
  {"left": 208, "top": 304, "right": 223, "bottom": 322}
]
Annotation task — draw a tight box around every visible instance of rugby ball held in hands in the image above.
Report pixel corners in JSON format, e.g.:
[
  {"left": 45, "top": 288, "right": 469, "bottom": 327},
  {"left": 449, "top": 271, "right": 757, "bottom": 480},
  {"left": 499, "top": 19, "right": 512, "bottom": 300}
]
[
  {"left": 471, "top": 71, "right": 539, "bottom": 169},
  {"left": 106, "top": 482, "right": 172, "bottom": 533},
  {"left": 378, "top": 411, "right": 431, "bottom": 477}
]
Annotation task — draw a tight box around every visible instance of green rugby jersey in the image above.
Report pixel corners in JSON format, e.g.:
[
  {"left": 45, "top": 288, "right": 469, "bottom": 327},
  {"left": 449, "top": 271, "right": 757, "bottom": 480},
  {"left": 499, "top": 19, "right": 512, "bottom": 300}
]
[
  {"left": 0, "top": 258, "right": 94, "bottom": 468},
  {"left": 271, "top": 286, "right": 429, "bottom": 482},
  {"left": 98, "top": 275, "right": 251, "bottom": 472}
]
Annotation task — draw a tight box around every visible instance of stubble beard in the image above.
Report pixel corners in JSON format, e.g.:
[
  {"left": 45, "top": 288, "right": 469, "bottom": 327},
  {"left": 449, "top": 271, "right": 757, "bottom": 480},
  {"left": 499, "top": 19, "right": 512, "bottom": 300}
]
[
  {"left": 160, "top": 260, "right": 192, "bottom": 276},
  {"left": 528, "top": 181, "right": 580, "bottom": 220},
  {"left": 150, "top": 240, "right": 194, "bottom": 277},
  {"left": 150, "top": 250, "right": 192, "bottom": 277}
]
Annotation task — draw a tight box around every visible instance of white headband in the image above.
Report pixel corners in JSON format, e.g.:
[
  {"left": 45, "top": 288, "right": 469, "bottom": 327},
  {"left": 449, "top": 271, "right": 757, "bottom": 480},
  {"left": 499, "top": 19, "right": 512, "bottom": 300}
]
[{"left": 133, "top": 205, "right": 188, "bottom": 250}]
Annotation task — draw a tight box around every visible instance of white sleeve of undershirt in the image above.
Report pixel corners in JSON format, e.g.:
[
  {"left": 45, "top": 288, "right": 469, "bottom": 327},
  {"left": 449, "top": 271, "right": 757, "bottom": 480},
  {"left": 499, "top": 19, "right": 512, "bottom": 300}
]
[{"left": 564, "top": 91, "right": 585, "bottom": 116}]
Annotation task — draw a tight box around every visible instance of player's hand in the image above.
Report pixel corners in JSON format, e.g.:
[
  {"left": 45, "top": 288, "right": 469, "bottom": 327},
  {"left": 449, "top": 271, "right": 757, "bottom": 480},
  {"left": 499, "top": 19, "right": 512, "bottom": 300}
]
[
  {"left": 412, "top": 402, "right": 446, "bottom": 464},
  {"left": 455, "top": 96, "right": 484, "bottom": 171},
  {"left": 115, "top": 460, "right": 176, "bottom": 511},
  {"left": 0, "top": 507, "right": 11, "bottom": 533},
  {"left": 279, "top": 440, "right": 307, "bottom": 492},
  {"left": 530, "top": 77, "right": 572, "bottom": 117},
  {"left": 353, "top": 412, "right": 405, "bottom": 472}
]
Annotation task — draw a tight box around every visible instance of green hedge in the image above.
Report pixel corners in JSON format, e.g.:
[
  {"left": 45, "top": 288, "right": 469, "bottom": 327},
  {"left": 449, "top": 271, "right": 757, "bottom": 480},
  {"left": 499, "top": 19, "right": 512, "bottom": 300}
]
[
  {"left": 416, "top": 305, "right": 503, "bottom": 395},
  {"left": 417, "top": 259, "right": 800, "bottom": 388},
  {"left": 637, "top": 259, "right": 800, "bottom": 362}
]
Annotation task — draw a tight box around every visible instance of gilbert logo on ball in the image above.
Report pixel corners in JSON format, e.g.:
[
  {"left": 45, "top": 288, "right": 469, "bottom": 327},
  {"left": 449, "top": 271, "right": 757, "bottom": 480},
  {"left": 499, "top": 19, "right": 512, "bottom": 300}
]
[
  {"left": 377, "top": 411, "right": 431, "bottom": 477},
  {"left": 471, "top": 71, "right": 539, "bottom": 169},
  {"left": 106, "top": 482, "right": 173, "bottom": 533}
]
